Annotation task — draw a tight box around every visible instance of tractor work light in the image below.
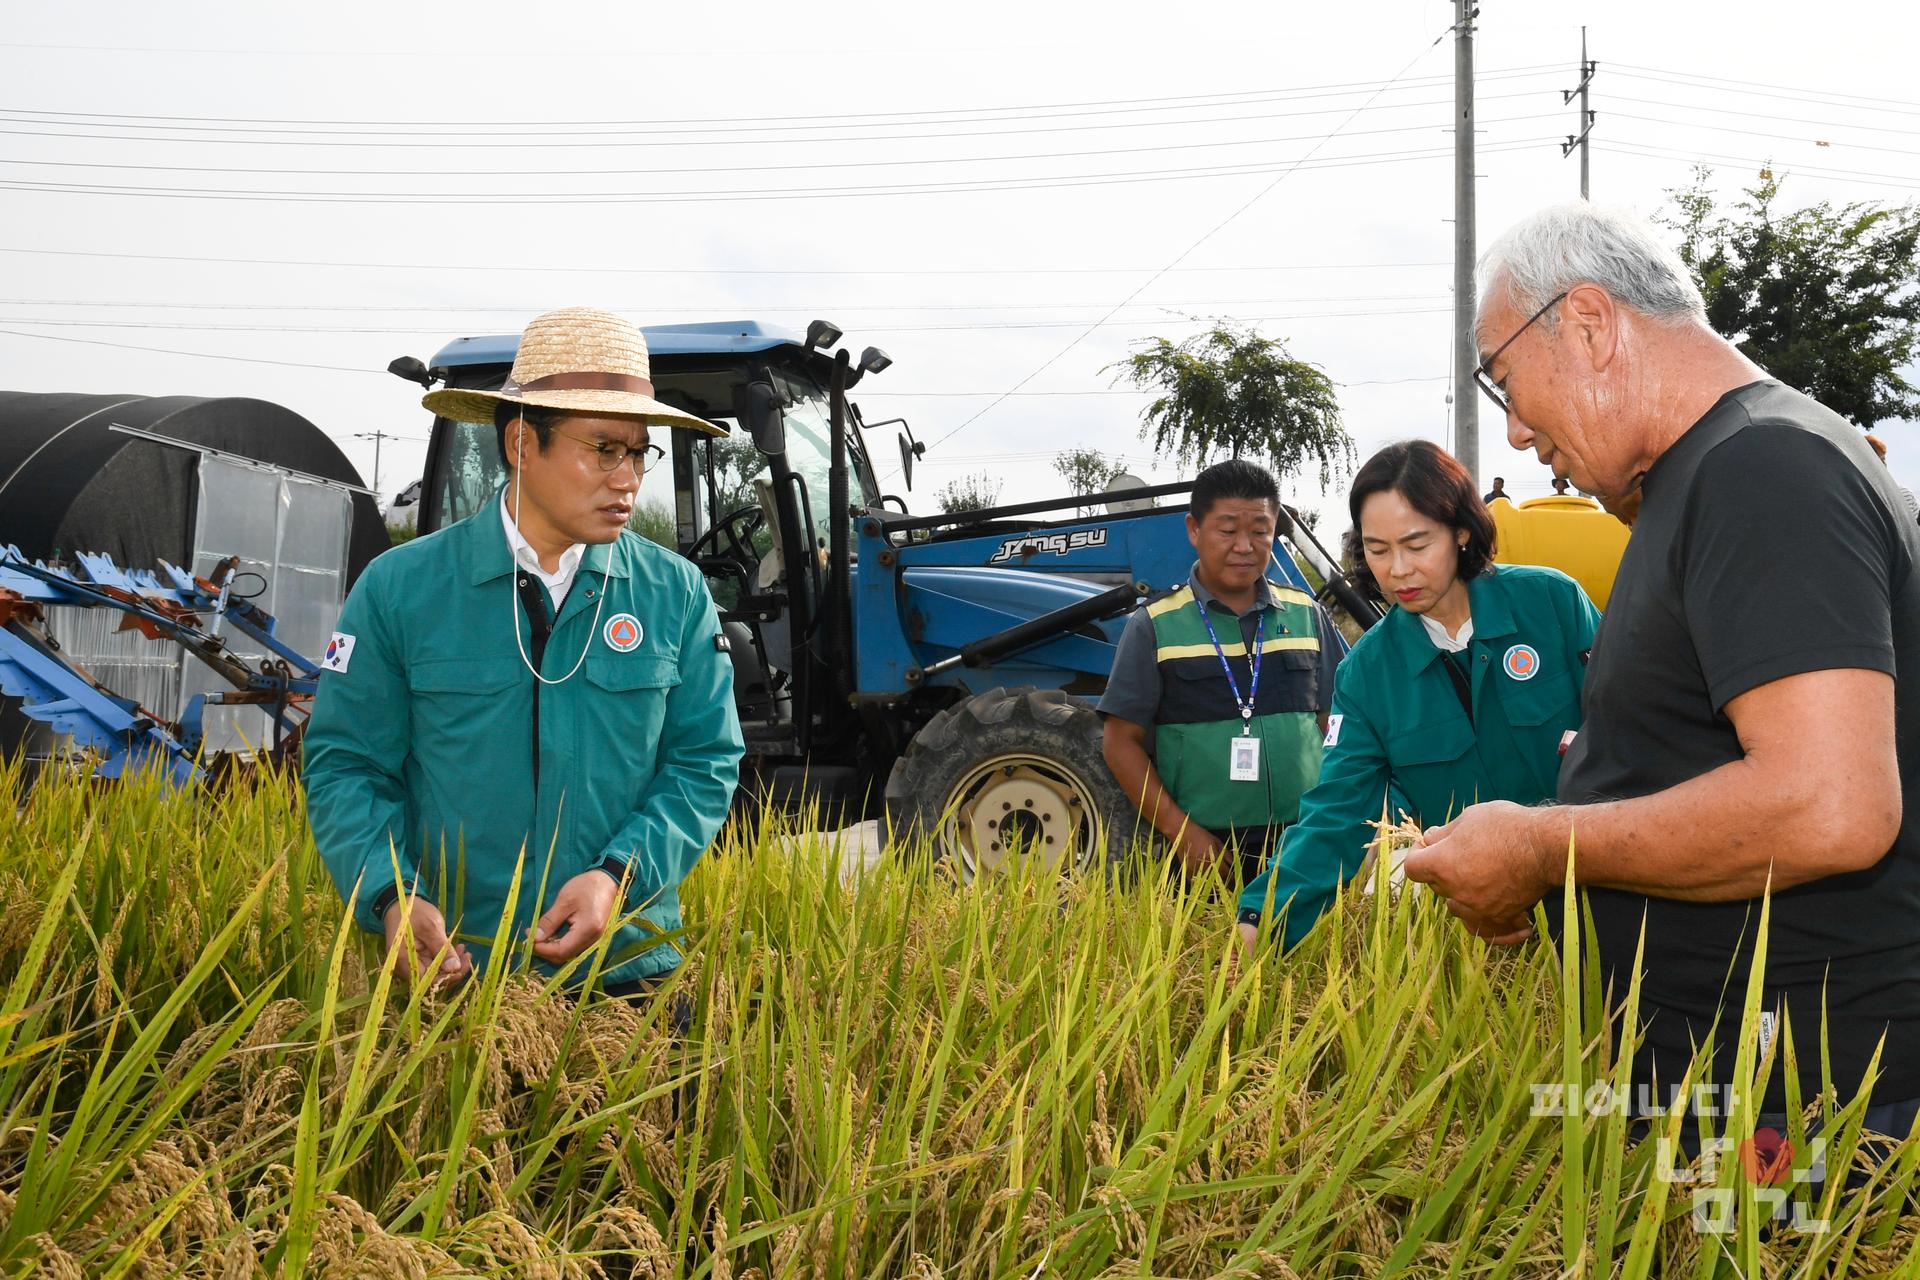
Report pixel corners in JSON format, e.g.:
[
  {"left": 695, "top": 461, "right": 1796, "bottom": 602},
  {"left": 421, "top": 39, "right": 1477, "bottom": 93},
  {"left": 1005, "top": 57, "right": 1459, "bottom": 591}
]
[
  {"left": 858, "top": 346, "right": 892, "bottom": 376},
  {"left": 804, "top": 319, "right": 844, "bottom": 351}
]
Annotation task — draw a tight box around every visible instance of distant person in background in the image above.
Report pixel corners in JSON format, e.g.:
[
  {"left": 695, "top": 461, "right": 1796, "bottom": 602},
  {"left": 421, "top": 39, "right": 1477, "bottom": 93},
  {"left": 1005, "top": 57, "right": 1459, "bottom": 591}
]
[
  {"left": 1865, "top": 434, "right": 1919, "bottom": 521},
  {"left": 1482, "top": 476, "right": 1508, "bottom": 503},
  {"left": 1100, "top": 459, "right": 1342, "bottom": 884},
  {"left": 1550, "top": 476, "right": 1571, "bottom": 496}
]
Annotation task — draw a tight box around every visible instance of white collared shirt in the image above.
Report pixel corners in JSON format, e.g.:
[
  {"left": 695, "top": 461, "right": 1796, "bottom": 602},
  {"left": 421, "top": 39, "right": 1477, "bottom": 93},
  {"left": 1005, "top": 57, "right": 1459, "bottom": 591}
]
[
  {"left": 1420, "top": 612, "right": 1475, "bottom": 653},
  {"left": 500, "top": 491, "right": 585, "bottom": 606}
]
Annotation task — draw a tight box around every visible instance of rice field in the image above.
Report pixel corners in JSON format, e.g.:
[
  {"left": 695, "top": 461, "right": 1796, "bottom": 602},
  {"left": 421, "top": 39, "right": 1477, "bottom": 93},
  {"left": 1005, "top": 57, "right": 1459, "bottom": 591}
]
[{"left": 0, "top": 759, "right": 1915, "bottom": 1278}]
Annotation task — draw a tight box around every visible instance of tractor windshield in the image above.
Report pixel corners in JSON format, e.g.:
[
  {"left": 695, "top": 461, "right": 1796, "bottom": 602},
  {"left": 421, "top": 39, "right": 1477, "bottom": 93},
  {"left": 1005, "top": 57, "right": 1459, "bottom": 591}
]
[{"left": 752, "top": 369, "right": 866, "bottom": 543}]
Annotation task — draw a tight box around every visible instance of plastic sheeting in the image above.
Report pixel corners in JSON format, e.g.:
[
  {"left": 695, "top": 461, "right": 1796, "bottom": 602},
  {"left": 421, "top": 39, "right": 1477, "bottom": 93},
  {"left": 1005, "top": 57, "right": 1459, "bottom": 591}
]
[
  {"left": 179, "top": 457, "right": 352, "bottom": 752},
  {"left": 3, "top": 391, "right": 368, "bottom": 760}
]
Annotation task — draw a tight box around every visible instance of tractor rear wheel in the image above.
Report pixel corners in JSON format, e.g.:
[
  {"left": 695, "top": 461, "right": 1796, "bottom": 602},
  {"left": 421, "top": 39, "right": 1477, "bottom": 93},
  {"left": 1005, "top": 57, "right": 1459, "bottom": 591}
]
[{"left": 884, "top": 685, "right": 1146, "bottom": 878}]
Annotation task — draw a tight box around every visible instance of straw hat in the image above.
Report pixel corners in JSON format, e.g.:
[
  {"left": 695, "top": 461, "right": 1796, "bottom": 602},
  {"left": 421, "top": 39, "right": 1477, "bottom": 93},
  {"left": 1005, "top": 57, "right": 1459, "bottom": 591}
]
[{"left": 422, "top": 307, "right": 725, "bottom": 436}]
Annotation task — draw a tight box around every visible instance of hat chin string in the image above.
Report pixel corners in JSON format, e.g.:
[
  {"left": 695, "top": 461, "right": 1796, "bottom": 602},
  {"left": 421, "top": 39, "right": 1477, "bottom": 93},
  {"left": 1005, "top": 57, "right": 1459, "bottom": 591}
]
[{"left": 509, "top": 424, "right": 607, "bottom": 687}]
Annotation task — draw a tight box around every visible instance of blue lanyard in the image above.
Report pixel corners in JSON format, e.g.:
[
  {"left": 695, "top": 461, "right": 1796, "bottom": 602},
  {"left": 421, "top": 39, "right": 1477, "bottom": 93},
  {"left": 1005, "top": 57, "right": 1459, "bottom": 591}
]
[{"left": 1195, "top": 597, "right": 1264, "bottom": 733}]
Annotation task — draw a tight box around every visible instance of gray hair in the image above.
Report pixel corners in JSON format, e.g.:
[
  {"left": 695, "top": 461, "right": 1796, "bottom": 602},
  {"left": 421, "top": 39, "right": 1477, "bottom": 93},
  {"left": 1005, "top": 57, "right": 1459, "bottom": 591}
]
[{"left": 1477, "top": 203, "right": 1706, "bottom": 335}]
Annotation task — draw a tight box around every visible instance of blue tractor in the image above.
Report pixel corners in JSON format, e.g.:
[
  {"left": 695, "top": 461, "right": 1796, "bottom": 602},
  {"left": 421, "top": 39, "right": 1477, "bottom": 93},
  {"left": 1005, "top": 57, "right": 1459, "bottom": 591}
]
[{"left": 396, "top": 320, "right": 1371, "bottom": 875}]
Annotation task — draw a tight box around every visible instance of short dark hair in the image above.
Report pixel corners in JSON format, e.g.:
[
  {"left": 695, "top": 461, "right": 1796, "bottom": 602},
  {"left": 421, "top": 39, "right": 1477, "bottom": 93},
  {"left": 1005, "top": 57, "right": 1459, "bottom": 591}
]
[
  {"left": 1491, "top": 476, "right": 1506, "bottom": 486},
  {"left": 1342, "top": 440, "right": 1496, "bottom": 594},
  {"left": 1189, "top": 458, "right": 1290, "bottom": 534},
  {"left": 494, "top": 401, "right": 561, "bottom": 468}
]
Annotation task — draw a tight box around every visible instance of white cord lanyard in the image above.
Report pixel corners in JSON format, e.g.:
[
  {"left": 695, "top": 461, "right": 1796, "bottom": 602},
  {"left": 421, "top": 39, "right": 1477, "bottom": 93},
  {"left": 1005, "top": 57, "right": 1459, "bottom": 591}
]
[{"left": 508, "top": 478, "right": 607, "bottom": 686}]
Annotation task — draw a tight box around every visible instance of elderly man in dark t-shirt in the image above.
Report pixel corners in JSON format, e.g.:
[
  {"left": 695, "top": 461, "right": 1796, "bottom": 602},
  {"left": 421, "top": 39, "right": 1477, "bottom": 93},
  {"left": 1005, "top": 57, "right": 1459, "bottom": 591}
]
[{"left": 1403, "top": 203, "right": 1920, "bottom": 1136}]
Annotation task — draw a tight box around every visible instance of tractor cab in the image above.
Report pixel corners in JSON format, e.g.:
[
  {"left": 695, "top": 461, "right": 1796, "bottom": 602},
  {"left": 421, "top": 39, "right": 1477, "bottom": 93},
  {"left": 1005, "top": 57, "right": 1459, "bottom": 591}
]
[
  {"left": 401, "top": 319, "right": 901, "bottom": 797},
  {"left": 400, "top": 317, "right": 1365, "bottom": 873}
]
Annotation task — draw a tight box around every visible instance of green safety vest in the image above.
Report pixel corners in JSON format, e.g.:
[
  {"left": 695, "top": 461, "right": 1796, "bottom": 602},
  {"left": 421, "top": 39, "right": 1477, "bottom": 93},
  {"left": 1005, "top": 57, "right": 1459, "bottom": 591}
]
[{"left": 1147, "top": 580, "right": 1324, "bottom": 831}]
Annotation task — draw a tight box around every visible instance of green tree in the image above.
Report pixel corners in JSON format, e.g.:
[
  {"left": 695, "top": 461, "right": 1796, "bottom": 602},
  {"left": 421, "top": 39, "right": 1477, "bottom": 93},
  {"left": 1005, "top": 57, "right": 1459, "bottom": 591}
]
[
  {"left": 709, "top": 435, "right": 767, "bottom": 515},
  {"left": 1106, "top": 321, "right": 1354, "bottom": 489},
  {"left": 1663, "top": 166, "right": 1920, "bottom": 428},
  {"left": 936, "top": 471, "right": 1004, "bottom": 514},
  {"left": 1052, "top": 447, "right": 1125, "bottom": 517},
  {"left": 627, "top": 501, "right": 677, "bottom": 549}
]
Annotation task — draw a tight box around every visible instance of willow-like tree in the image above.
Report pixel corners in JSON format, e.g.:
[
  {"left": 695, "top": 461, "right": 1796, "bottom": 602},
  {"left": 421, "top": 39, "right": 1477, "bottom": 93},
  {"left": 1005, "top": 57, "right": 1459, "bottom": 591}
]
[{"left": 1107, "top": 322, "right": 1354, "bottom": 488}]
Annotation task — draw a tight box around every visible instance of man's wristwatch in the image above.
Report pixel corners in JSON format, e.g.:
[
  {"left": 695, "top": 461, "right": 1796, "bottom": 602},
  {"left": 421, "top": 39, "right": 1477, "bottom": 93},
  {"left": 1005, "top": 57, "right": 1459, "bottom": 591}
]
[
  {"left": 1237, "top": 907, "right": 1265, "bottom": 930},
  {"left": 590, "top": 855, "right": 631, "bottom": 887},
  {"left": 372, "top": 883, "right": 401, "bottom": 922}
]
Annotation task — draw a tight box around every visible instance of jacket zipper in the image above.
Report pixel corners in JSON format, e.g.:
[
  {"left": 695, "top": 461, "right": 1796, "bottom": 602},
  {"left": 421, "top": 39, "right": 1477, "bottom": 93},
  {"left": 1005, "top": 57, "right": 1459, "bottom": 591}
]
[{"left": 516, "top": 573, "right": 553, "bottom": 794}]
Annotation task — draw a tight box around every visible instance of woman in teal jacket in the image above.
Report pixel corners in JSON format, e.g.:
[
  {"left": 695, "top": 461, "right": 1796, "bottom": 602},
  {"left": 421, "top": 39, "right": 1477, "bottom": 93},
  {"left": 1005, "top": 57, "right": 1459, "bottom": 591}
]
[{"left": 1237, "top": 441, "right": 1601, "bottom": 951}]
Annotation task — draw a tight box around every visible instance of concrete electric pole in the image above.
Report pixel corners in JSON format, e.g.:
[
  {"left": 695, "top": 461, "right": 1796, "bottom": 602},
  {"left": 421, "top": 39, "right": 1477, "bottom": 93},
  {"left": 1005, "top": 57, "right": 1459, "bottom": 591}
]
[
  {"left": 1562, "top": 28, "right": 1597, "bottom": 198},
  {"left": 1452, "top": 0, "right": 1479, "bottom": 485},
  {"left": 355, "top": 429, "right": 395, "bottom": 501}
]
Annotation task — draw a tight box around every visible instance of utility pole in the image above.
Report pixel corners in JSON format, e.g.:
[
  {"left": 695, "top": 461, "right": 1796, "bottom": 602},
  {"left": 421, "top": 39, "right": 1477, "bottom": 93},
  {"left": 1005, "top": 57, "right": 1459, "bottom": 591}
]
[
  {"left": 1452, "top": 0, "right": 1479, "bottom": 485},
  {"left": 1562, "top": 28, "right": 1597, "bottom": 198},
  {"left": 354, "top": 429, "right": 394, "bottom": 500}
]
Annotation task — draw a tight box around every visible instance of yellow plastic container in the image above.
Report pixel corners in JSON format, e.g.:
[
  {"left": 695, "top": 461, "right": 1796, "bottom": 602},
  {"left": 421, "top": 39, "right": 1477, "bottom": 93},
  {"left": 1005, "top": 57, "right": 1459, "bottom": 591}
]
[{"left": 1489, "top": 495, "right": 1631, "bottom": 609}]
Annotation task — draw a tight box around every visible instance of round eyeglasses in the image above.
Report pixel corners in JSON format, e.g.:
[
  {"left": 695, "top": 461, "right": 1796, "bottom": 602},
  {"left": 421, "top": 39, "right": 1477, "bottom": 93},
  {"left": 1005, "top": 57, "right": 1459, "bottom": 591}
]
[{"left": 550, "top": 428, "right": 665, "bottom": 474}]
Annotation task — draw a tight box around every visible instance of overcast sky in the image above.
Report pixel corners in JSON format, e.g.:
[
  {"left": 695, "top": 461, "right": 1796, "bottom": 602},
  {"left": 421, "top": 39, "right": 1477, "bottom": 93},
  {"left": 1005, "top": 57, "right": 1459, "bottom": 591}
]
[{"left": 5, "top": 0, "right": 1917, "bottom": 533}]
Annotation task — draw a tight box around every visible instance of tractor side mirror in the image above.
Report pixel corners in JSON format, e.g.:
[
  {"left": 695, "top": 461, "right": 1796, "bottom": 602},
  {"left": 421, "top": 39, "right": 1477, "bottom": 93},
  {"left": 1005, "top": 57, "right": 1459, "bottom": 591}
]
[
  {"left": 739, "top": 380, "right": 786, "bottom": 455},
  {"left": 898, "top": 432, "right": 915, "bottom": 489},
  {"left": 387, "top": 355, "right": 435, "bottom": 388}
]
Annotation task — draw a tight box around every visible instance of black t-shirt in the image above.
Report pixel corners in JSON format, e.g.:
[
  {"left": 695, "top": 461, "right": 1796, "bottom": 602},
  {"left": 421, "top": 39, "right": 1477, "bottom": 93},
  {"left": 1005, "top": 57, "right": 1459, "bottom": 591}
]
[{"left": 1559, "top": 381, "right": 1920, "bottom": 1110}]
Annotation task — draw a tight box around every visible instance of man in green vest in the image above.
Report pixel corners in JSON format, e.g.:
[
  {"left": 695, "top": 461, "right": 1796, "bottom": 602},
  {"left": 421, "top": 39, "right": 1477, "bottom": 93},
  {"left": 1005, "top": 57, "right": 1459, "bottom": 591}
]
[{"left": 1099, "top": 459, "right": 1341, "bottom": 878}]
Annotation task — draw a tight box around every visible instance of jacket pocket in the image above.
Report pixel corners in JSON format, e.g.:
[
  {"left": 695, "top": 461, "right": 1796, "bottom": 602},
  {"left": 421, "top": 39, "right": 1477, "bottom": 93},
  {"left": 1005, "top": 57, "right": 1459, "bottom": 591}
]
[
  {"left": 411, "top": 658, "right": 522, "bottom": 694},
  {"left": 409, "top": 658, "right": 525, "bottom": 758},
  {"left": 1385, "top": 716, "right": 1477, "bottom": 823},
  {"left": 1497, "top": 670, "right": 1578, "bottom": 727},
  {"left": 1386, "top": 717, "right": 1474, "bottom": 767},
  {"left": 577, "top": 656, "right": 681, "bottom": 785},
  {"left": 583, "top": 655, "right": 681, "bottom": 694}
]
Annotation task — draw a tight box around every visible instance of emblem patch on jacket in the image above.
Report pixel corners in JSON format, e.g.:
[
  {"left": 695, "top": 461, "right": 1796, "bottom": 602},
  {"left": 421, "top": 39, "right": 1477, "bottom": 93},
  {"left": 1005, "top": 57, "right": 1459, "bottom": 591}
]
[{"left": 604, "top": 613, "right": 643, "bottom": 653}]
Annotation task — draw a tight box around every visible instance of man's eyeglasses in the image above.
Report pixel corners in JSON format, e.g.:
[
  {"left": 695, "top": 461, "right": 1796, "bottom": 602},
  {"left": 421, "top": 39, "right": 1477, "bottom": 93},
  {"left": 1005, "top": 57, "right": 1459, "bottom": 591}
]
[
  {"left": 1472, "top": 290, "right": 1568, "bottom": 416},
  {"left": 551, "top": 428, "right": 665, "bottom": 474}
]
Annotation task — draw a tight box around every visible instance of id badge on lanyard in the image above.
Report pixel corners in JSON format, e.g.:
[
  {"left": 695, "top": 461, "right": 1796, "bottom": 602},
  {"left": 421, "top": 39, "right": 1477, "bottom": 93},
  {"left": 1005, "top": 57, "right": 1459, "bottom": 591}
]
[
  {"left": 1197, "top": 598, "right": 1265, "bottom": 784},
  {"left": 1229, "top": 732, "right": 1261, "bottom": 782}
]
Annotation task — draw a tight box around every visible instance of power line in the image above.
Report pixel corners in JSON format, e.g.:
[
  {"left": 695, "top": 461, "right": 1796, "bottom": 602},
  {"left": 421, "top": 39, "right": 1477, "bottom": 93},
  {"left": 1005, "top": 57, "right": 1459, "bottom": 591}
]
[
  {"left": 1608, "top": 112, "right": 1920, "bottom": 159},
  {"left": 0, "top": 305, "right": 1457, "bottom": 335},
  {"left": 1609, "top": 93, "right": 1920, "bottom": 138},
  {"left": 0, "top": 112, "right": 1567, "bottom": 179},
  {"left": 1596, "top": 141, "right": 1920, "bottom": 191},
  {"left": 0, "top": 89, "right": 1561, "bottom": 150},
  {"left": 0, "top": 137, "right": 1551, "bottom": 204},
  {"left": 0, "top": 66, "right": 1562, "bottom": 132},
  {"left": 0, "top": 245, "right": 1453, "bottom": 275},
  {"left": 1611, "top": 63, "right": 1920, "bottom": 113},
  {"left": 867, "top": 374, "right": 1449, "bottom": 395},
  {"left": 928, "top": 36, "right": 1458, "bottom": 452},
  {"left": 0, "top": 291, "right": 1452, "bottom": 313},
  {"left": 0, "top": 326, "right": 382, "bottom": 372}
]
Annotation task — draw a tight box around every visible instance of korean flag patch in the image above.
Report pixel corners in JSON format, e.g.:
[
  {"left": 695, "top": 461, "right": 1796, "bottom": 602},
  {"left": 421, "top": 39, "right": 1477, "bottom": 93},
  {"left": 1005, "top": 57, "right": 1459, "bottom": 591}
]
[
  {"left": 1323, "top": 713, "right": 1343, "bottom": 747},
  {"left": 321, "top": 631, "right": 356, "bottom": 674}
]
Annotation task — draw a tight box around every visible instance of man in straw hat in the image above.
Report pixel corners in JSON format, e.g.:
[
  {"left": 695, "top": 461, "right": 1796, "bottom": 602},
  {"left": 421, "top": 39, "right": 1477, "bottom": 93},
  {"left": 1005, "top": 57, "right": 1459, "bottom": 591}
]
[{"left": 305, "top": 307, "right": 745, "bottom": 1000}]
